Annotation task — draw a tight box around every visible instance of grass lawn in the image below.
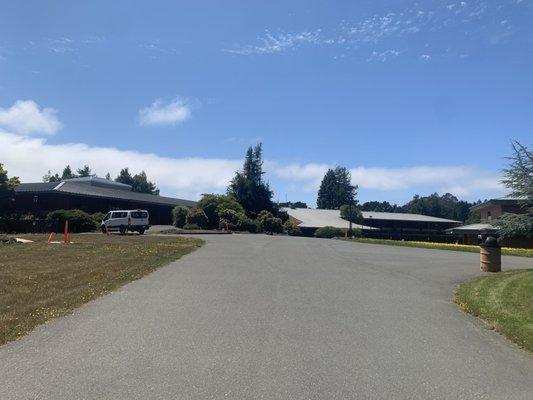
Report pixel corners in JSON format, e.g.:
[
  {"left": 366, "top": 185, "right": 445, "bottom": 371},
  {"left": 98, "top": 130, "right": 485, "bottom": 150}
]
[
  {"left": 454, "top": 269, "right": 533, "bottom": 352},
  {"left": 341, "top": 237, "right": 533, "bottom": 257},
  {"left": 0, "top": 234, "right": 203, "bottom": 345}
]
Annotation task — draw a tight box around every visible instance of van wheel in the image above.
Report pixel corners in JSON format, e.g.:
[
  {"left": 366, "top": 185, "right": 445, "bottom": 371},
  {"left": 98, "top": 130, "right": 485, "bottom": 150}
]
[
  {"left": 101, "top": 225, "right": 107, "bottom": 234},
  {"left": 119, "top": 225, "right": 126, "bottom": 235},
  {"left": 138, "top": 228, "right": 145, "bottom": 235}
]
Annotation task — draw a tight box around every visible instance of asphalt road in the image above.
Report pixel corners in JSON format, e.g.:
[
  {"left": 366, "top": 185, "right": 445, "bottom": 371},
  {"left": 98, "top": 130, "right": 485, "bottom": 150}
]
[{"left": 1, "top": 235, "right": 532, "bottom": 399}]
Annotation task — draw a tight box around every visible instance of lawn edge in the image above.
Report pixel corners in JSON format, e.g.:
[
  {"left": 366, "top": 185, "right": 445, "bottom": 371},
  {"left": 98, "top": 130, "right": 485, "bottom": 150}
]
[
  {"left": 1, "top": 236, "right": 204, "bottom": 346},
  {"left": 339, "top": 237, "right": 532, "bottom": 258},
  {"left": 453, "top": 270, "right": 533, "bottom": 354}
]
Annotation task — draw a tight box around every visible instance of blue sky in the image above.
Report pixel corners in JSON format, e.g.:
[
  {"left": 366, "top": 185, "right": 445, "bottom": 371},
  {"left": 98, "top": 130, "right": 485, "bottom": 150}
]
[{"left": 0, "top": 0, "right": 531, "bottom": 205}]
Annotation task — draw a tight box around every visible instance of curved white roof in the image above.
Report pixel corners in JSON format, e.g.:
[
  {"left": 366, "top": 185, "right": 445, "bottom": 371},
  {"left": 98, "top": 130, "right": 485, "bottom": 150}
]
[
  {"left": 283, "top": 208, "right": 378, "bottom": 230},
  {"left": 284, "top": 207, "right": 461, "bottom": 230}
]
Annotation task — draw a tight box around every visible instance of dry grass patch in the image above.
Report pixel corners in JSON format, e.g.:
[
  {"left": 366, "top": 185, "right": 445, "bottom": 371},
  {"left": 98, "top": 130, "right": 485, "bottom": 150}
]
[{"left": 0, "top": 234, "right": 203, "bottom": 345}]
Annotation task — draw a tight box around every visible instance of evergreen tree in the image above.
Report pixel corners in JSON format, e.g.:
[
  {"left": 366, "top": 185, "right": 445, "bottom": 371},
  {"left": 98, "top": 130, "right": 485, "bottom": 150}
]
[
  {"left": 43, "top": 170, "right": 61, "bottom": 182},
  {"left": 132, "top": 171, "right": 159, "bottom": 195},
  {"left": 227, "top": 143, "right": 274, "bottom": 216},
  {"left": 115, "top": 168, "right": 134, "bottom": 186},
  {"left": 495, "top": 142, "right": 533, "bottom": 237},
  {"left": 61, "top": 165, "right": 76, "bottom": 180},
  {"left": 317, "top": 167, "right": 357, "bottom": 209},
  {"left": 76, "top": 165, "right": 92, "bottom": 177}
]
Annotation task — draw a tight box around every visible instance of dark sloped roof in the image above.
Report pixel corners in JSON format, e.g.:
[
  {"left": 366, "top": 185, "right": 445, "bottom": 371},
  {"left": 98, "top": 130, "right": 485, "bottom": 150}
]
[
  {"left": 470, "top": 197, "right": 530, "bottom": 211},
  {"left": 15, "top": 182, "right": 61, "bottom": 192},
  {"left": 15, "top": 180, "right": 196, "bottom": 207}
]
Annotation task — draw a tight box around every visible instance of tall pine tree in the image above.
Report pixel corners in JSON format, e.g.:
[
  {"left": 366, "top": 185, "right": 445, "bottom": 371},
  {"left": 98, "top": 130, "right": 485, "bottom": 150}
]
[
  {"left": 317, "top": 167, "right": 357, "bottom": 209},
  {"left": 227, "top": 143, "right": 273, "bottom": 216}
]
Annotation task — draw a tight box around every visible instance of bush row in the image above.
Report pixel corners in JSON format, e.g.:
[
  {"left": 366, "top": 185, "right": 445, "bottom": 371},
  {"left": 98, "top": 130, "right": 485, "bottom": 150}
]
[{"left": 172, "top": 195, "right": 301, "bottom": 235}]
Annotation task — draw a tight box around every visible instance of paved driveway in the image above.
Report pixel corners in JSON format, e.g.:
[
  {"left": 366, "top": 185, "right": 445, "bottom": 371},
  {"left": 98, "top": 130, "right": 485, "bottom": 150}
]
[{"left": 1, "top": 235, "right": 532, "bottom": 399}]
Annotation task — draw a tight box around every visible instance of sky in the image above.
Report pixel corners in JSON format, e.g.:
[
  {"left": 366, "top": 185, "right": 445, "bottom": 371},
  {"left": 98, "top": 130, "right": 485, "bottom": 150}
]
[{"left": 0, "top": 0, "right": 532, "bottom": 206}]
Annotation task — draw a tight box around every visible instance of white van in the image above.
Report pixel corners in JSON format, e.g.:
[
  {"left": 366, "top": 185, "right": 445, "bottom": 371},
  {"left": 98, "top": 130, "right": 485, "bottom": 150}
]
[{"left": 101, "top": 210, "right": 150, "bottom": 235}]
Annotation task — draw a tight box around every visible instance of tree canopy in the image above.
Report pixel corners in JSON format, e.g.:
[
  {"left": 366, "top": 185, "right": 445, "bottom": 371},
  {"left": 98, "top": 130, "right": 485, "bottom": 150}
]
[
  {"left": 62, "top": 165, "right": 76, "bottom": 180},
  {"left": 227, "top": 143, "right": 274, "bottom": 216},
  {"left": 317, "top": 167, "right": 357, "bottom": 209},
  {"left": 115, "top": 168, "right": 159, "bottom": 194},
  {"left": 495, "top": 142, "right": 533, "bottom": 238},
  {"left": 279, "top": 201, "right": 308, "bottom": 209},
  {"left": 0, "top": 163, "right": 18, "bottom": 216},
  {"left": 402, "top": 192, "right": 476, "bottom": 222},
  {"left": 76, "top": 165, "right": 92, "bottom": 177},
  {"left": 360, "top": 201, "right": 401, "bottom": 213}
]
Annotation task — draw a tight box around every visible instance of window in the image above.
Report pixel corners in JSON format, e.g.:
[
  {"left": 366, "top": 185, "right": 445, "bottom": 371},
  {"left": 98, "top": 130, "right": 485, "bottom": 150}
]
[
  {"left": 111, "top": 212, "right": 127, "bottom": 218},
  {"left": 487, "top": 211, "right": 492, "bottom": 222},
  {"left": 131, "top": 211, "right": 148, "bottom": 219},
  {"left": 104, "top": 212, "right": 111, "bottom": 221}
]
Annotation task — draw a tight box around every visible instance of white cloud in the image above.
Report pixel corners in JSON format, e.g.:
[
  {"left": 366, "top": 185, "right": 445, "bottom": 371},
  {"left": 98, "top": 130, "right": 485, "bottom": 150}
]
[
  {"left": 0, "top": 130, "right": 505, "bottom": 202},
  {"left": 0, "top": 130, "right": 238, "bottom": 200},
  {"left": 0, "top": 100, "right": 63, "bottom": 135},
  {"left": 419, "top": 54, "right": 431, "bottom": 61},
  {"left": 367, "top": 49, "right": 400, "bottom": 62},
  {"left": 272, "top": 162, "right": 504, "bottom": 200},
  {"left": 139, "top": 97, "right": 191, "bottom": 126},
  {"left": 224, "top": 30, "right": 325, "bottom": 55}
]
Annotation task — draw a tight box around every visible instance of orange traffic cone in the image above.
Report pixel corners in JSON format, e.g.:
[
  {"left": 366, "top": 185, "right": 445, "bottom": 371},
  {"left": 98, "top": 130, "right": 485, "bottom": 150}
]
[
  {"left": 47, "top": 232, "right": 55, "bottom": 243},
  {"left": 63, "top": 220, "right": 70, "bottom": 244}
]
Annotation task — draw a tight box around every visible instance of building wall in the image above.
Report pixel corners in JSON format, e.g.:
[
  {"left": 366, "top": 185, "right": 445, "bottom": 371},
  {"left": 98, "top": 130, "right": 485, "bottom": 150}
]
[
  {"left": 478, "top": 203, "right": 524, "bottom": 223},
  {"left": 14, "top": 192, "right": 175, "bottom": 225}
]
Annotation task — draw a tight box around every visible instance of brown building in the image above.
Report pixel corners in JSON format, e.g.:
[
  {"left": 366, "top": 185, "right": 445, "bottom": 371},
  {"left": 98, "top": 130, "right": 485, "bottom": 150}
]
[{"left": 446, "top": 197, "right": 532, "bottom": 248}]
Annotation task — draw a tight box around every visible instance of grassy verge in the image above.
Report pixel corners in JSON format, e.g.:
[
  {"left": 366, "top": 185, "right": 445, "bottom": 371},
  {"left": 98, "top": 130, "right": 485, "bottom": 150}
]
[
  {"left": 0, "top": 234, "right": 203, "bottom": 345},
  {"left": 341, "top": 237, "right": 533, "bottom": 257},
  {"left": 454, "top": 270, "right": 533, "bottom": 352}
]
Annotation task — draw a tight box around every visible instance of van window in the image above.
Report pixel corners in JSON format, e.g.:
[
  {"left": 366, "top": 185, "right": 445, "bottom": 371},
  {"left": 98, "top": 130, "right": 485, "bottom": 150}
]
[
  {"left": 111, "top": 212, "right": 127, "bottom": 218},
  {"left": 104, "top": 212, "right": 111, "bottom": 221},
  {"left": 131, "top": 211, "right": 148, "bottom": 219}
]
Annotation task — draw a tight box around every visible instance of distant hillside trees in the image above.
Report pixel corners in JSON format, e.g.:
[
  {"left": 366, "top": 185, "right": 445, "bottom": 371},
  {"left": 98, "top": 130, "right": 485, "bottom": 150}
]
[
  {"left": 495, "top": 142, "right": 533, "bottom": 238},
  {"left": 42, "top": 164, "right": 91, "bottom": 182},
  {"left": 41, "top": 164, "right": 159, "bottom": 195},
  {"left": 402, "top": 193, "right": 477, "bottom": 222},
  {"left": 360, "top": 201, "right": 402, "bottom": 213},
  {"left": 317, "top": 167, "right": 358, "bottom": 209},
  {"left": 227, "top": 143, "right": 274, "bottom": 216},
  {"left": 279, "top": 201, "right": 308, "bottom": 209}
]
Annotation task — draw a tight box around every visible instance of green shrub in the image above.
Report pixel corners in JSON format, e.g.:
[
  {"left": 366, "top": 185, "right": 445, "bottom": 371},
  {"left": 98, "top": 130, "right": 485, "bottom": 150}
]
[
  {"left": 46, "top": 209, "right": 97, "bottom": 233},
  {"left": 240, "top": 217, "right": 259, "bottom": 233},
  {"left": 349, "top": 228, "right": 363, "bottom": 238},
  {"left": 183, "top": 223, "right": 201, "bottom": 230},
  {"left": 340, "top": 205, "right": 363, "bottom": 224},
  {"left": 284, "top": 220, "right": 301, "bottom": 236},
  {"left": 172, "top": 206, "right": 189, "bottom": 228},
  {"left": 258, "top": 210, "right": 283, "bottom": 234},
  {"left": 218, "top": 209, "right": 259, "bottom": 233},
  {"left": 218, "top": 209, "right": 243, "bottom": 230},
  {"left": 197, "top": 194, "right": 245, "bottom": 229},
  {"left": 186, "top": 207, "right": 208, "bottom": 229},
  {"left": 314, "top": 226, "right": 344, "bottom": 239},
  {"left": 91, "top": 212, "right": 105, "bottom": 225}
]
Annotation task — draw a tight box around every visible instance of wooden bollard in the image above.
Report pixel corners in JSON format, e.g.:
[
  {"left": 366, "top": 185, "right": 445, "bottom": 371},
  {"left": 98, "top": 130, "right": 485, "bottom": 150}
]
[{"left": 480, "top": 237, "right": 501, "bottom": 272}]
